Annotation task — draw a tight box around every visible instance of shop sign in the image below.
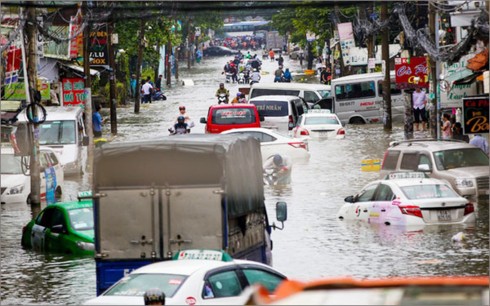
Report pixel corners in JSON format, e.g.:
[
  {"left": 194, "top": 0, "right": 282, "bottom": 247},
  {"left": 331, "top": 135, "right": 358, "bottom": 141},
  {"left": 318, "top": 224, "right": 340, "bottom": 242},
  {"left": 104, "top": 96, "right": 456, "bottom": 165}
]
[
  {"left": 62, "top": 78, "right": 85, "bottom": 106},
  {"left": 462, "top": 96, "right": 489, "bottom": 134},
  {"left": 394, "top": 57, "right": 429, "bottom": 89}
]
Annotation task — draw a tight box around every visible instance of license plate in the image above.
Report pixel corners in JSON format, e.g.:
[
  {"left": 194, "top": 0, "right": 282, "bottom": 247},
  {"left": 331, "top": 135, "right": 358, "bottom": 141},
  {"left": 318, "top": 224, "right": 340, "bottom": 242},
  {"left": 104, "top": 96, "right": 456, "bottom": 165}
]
[{"left": 437, "top": 210, "right": 451, "bottom": 222}]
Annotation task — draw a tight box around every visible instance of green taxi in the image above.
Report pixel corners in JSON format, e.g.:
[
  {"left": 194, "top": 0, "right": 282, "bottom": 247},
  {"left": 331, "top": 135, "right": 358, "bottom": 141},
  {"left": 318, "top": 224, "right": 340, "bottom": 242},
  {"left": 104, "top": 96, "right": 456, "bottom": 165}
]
[{"left": 21, "top": 193, "right": 94, "bottom": 256}]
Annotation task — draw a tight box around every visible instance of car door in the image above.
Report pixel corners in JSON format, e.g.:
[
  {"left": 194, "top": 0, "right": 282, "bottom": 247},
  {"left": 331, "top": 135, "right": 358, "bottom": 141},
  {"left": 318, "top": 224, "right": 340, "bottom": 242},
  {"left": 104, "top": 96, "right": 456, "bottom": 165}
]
[
  {"left": 31, "top": 207, "right": 54, "bottom": 251},
  {"left": 351, "top": 183, "right": 379, "bottom": 221},
  {"left": 201, "top": 268, "right": 243, "bottom": 304},
  {"left": 304, "top": 91, "right": 320, "bottom": 105},
  {"left": 370, "top": 183, "right": 396, "bottom": 224},
  {"left": 238, "top": 265, "right": 286, "bottom": 293},
  {"left": 43, "top": 207, "right": 66, "bottom": 253}
]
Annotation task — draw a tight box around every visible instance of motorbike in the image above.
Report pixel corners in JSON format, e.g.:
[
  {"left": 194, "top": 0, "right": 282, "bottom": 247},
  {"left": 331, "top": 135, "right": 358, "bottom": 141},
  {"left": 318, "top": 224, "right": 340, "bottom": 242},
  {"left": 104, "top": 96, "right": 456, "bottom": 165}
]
[
  {"left": 237, "top": 72, "right": 245, "bottom": 84},
  {"left": 263, "top": 168, "right": 291, "bottom": 185},
  {"left": 152, "top": 88, "right": 167, "bottom": 101},
  {"left": 168, "top": 127, "right": 190, "bottom": 136},
  {"left": 217, "top": 93, "right": 228, "bottom": 104},
  {"left": 225, "top": 72, "right": 233, "bottom": 83}
]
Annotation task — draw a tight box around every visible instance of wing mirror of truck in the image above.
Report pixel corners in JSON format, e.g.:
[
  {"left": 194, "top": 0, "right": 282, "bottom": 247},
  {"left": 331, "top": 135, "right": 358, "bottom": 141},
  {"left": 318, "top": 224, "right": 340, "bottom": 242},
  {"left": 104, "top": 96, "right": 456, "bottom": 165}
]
[
  {"left": 82, "top": 135, "right": 89, "bottom": 146},
  {"left": 344, "top": 195, "right": 355, "bottom": 203},
  {"left": 417, "top": 164, "right": 431, "bottom": 172},
  {"left": 51, "top": 224, "right": 66, "bottom": 234},
  {"left": 259, "top": 115, "right": 265, "bottom": 122},
  {"left": 272, "top": 201, "right": 287, "bottom": 230},
  {"left": 200, "top": 117, "right": 207, "bottom": 124}
]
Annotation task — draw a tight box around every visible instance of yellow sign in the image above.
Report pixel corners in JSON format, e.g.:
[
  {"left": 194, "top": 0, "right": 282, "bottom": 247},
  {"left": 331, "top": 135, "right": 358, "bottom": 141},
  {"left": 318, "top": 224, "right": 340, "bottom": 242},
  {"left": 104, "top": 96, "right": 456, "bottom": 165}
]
[{"left": 361, "top": 159, "right": 381, "bottom": 172}]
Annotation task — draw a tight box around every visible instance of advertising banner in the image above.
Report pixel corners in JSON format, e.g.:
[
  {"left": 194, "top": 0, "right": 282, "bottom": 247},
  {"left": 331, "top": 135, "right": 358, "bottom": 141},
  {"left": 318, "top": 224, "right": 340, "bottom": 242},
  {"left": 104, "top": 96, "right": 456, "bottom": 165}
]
[
  {"left": 89, "top": 25, "right": 109, "bottom": 66},
  {"left": 337, "top": 22, "right": 355, "bottom": 66},
  {"left": 394, "top": 57, "right": 429, "bottom": 89},
  {"left": 462, "top": 96, "right": 489, "bottom": 134},
  {"left": 62, "top": 77, "right": 85, "bottom": 106}
]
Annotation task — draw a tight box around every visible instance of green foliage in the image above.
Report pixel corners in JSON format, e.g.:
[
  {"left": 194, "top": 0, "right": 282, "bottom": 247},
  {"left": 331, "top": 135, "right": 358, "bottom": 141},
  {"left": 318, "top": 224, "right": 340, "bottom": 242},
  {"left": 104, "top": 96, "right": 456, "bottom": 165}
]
[{"left": 116, "top": 81, "right": 127, "bottom": 105}]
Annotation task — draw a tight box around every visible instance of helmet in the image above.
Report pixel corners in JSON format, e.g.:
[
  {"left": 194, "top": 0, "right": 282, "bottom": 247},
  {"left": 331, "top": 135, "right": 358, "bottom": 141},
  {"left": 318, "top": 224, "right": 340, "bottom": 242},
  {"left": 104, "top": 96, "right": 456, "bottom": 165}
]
[
  {"left": 273, "top": 154, "right": 283, "bottom": 167},
  {"left": 143, "top": 288, "right": 165, "bottom": 305},
  {"left": 220, "top": 83, "right": 224, "bottom": 87},
  {"left": 177, "top": 116, "right": 185, "bottom": 123},
  {"left": 237, "top": 92, "right": 242, "bottom": 97}
]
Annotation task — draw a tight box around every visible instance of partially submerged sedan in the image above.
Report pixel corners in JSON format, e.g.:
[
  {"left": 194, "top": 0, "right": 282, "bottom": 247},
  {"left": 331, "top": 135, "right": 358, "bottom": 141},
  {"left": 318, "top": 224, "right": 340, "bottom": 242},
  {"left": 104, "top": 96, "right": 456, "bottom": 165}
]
[
  {"left": 21, "top": 193, "right": 94, "bottom": 255},
  {"left": 337, "top": 172, "right": 475, "bottom": 226},
  {"left": 84, "top": 249, "right": 287, "bottom": 305},
  {"left": 292, "top": 110, "right": 345, "bottom": 139}
]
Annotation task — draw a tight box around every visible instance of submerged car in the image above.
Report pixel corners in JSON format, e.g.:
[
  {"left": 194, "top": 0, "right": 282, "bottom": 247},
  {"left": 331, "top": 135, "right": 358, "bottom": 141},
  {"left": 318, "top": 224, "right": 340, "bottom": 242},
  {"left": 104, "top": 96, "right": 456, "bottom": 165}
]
[
  {"left": 292, "top": 110, "right": 345, "bottom": 139},
  {"left": 21, "top": 193, "right": 94, "bottom": 255},
  {"left": 221, "top": 127, "right": 310, "bottom": 163},
  {"left": 203, "top": 46, "right": 239, "bottom": 56},
  {"left": 1, "top": 146, "right": 64, "bottom": 204},
  {"left": 84, "top": 249, "right": 287, "bottom": 305},
  {"left": 337, "top": 172, "right": 475, "bottom": 226}
]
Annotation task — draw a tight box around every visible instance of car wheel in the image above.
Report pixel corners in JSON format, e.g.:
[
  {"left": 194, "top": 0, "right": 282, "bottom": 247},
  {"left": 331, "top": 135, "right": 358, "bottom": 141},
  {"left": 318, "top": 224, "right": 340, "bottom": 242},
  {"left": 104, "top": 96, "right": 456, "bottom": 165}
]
[{"left": 350, "top": 117, "right": 365, "bottom": 124}]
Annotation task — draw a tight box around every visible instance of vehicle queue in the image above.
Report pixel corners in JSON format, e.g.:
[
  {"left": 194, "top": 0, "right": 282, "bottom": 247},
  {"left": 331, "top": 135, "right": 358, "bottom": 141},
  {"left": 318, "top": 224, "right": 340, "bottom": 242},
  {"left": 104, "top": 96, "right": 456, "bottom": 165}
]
[{"left": 4, "top": 48, "right": 489, "bottom": 306}]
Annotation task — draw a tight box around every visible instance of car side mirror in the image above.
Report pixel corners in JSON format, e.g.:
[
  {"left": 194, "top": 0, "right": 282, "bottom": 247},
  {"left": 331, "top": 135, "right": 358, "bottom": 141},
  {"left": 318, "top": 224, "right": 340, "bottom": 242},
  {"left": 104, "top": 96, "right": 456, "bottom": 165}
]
[
  {"left": 259, "top": 115, "right": 264, "bottom": 122},
  {"left": 200, "top": 117, "right": 207, "bottom": 124},
  {"left": 51, "top": 224, "right": 66, "bottom": 234},
  {"left": 418, "top": 164, "right": 431, "bottom": 172},
  {"left": 82, "top": 135, "right": 89, "bottom": 146},
  {"left": 273, "top": 201, "right": 287, "bottom": 230},
  {"left": 344, "top": 195, "right": 355, "bottom": 203}
]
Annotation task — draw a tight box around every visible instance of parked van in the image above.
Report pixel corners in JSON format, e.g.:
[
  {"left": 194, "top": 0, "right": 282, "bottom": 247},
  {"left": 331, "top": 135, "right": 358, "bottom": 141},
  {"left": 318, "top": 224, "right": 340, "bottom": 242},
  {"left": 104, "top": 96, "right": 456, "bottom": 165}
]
[
  {"left": 249, "top": 83, "right": 331, "bottom": 107},
  {"left": 17, "top": 106, "right": 88, "bottom": 175},
  {"left": 200, "top": 104, "right": 261, "bottom": 134},
  {"left": 249, "top": 95, "right": 308, "bottom": 135},
  {"left": 92, "top": 135, "right": 287, "bottom": 294},
  {"left": 330, "top": 71, "right": 405, "bottom": 124}
]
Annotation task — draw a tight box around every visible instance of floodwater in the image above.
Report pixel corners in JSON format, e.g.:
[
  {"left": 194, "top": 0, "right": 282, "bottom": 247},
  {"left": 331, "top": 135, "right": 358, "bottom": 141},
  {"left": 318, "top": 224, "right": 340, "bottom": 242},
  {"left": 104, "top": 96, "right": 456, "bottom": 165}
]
[{"left": 1, "top": 52, "right": 488, "bottom": 305}]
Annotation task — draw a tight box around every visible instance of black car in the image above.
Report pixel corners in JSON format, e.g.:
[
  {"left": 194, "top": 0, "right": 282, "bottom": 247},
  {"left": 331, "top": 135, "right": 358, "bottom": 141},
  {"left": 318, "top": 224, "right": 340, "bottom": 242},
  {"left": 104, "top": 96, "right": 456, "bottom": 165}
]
[{"left": 203, "top": 46, "right": 239, "bottom": 56}]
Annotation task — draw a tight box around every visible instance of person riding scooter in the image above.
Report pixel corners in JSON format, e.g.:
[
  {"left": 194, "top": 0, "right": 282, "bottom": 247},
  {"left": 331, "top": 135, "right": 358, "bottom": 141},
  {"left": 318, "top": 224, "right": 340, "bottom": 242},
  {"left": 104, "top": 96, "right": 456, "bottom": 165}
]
[
  {"left": 215, "top": 83, "right": 230, "bottom": 104},
  {"left": 168, "top": 116, "right": 190, "bottom": 135}
]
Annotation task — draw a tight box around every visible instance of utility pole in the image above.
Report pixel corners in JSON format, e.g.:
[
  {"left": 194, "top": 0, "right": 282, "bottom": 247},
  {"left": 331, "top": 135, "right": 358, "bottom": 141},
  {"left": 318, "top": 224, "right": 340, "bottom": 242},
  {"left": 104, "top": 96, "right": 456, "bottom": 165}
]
[
  {"left": 381, "top": 2, "right": 392, "bottom": 131},
  {"left": 107, "top": 20, "right": 117, "bottom": 134},
  {"left": 134, "top": 19, "right": 145, "bottom": 114},
  {"left": 83, "top": 2, "right": 94, "bottom": 184},
  {"left": 26, "top": 6, "right": 40, "bottom": 207},
  {"left": 429, "top": 2, "right": 439, "bottom": 139},
  {"left": 166, "top": 39, "right": 172, "bottom": 86}
]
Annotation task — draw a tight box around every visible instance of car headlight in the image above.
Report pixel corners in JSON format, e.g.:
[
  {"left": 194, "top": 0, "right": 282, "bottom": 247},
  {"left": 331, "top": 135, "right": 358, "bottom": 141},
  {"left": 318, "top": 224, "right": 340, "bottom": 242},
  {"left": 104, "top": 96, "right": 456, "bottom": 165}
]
[
  {"left": 9, "top": 184, "right": 24, "bottom": 195},
  {"left": 455, "top": 178, "right": 474, "bottom": 188},
  {"left": 76, "top": 241, "right": 94, "bottom": 251}
]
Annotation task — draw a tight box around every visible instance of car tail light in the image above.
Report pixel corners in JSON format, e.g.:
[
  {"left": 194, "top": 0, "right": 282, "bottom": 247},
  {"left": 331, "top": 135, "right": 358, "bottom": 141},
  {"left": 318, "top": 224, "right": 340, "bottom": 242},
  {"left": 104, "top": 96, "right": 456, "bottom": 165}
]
[
  {"left": 288, "top": 115, "right": 294, "bottom": 130},
  {"left": 337, "top": 128, "right": 345, "bottom": 135},
  {"left": 300, "top": 129, "right": 309, "bottom": 136},
  {"left": 289, "top": 141, "right": 308, "bottom": 150},
  {"left": 381, "top": 150, "right": 389, "bottom": 168},
  {"left": 464, "top": 203, "right": 474, "bottom": 215},
  {"left": 398, "top": 205, "right": 423, "bottom": 218}
]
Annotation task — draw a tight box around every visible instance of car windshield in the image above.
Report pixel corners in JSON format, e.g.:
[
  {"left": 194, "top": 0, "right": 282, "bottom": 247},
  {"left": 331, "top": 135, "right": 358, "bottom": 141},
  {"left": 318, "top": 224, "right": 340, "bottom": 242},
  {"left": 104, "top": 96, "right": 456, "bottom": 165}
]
[
  {"left": 304, "top": 116, "right": 339, "bottom": 125},
  {"left": 1, "top": 154, "right": 23, "bottom": 174},
  {"left": 39, "top": 120, "right": 76, "bottom": 145},
  {"left": 318, "top": 90, "right": 330, "bottom": 98},
  {"left": 104, "top": 273, "right": 188, "bottom": 298},
  {"left": 401, "top": 184, "right": 459, "bottom": 200},
  {"left": 68, "top": 207, "right": 94, "bottom": 231},
  {"left": 433, "top": 148, "right": 489, "bottom": 170}
]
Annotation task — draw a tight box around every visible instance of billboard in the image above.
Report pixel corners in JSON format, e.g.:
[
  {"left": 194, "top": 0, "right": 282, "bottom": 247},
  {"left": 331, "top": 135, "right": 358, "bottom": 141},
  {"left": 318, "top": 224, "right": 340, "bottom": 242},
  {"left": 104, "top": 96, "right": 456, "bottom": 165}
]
[
  {"left": 462, "top": 96, "right": 489, "bottom": 134},
  {"left": 394, "top": 57, "right": 429, "bottom": 89},
  {"left": 62, "top": 78, "right": 85, "bottom": 106}
]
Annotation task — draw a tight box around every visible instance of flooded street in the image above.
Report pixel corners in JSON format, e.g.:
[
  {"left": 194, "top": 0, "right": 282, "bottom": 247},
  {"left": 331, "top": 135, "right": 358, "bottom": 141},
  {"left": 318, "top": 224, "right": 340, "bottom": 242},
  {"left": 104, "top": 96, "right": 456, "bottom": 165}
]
[{"left": 1, "top": 54, "right": 488, "bottom": 305}]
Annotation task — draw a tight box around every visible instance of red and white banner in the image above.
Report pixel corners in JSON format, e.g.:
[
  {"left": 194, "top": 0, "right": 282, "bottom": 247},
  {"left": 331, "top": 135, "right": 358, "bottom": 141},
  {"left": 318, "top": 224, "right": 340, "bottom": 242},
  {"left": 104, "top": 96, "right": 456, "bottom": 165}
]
[
  {"left": 62, "top": 78, "right": 85, "bottom": 106},
  {"left": 394, "top": 57, "right": 429, "bottom": 89}
]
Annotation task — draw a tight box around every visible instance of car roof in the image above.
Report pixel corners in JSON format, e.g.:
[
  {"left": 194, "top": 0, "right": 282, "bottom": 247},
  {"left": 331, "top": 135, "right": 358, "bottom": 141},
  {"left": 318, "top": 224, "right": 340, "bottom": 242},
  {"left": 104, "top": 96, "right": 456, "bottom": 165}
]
[
  {"left": 1, "top": 145, "right": 57, "bottom": 155},
  {"left": 250, "top": 83, "right": 331, "bottom": 90},
  {"left": 17, "top": 106, "right": 83, "bottom": 122},
  {"left": 331, "top": 71, "right": 396, "bottom": 83},
  {"left": 388, "top": 139, "right": 478, "bottom": 151},
  {"left": 130, "top": 259, "right": 238, "bottom": 276},
  {"left": 249, "top": 95, "right": 302, "bottom": 101},
  {"left": 209, "top": 104, "right": 257, "bottom": 109},
  {"left": 47, "top": 199, "right": 93, "bottom": 211}
]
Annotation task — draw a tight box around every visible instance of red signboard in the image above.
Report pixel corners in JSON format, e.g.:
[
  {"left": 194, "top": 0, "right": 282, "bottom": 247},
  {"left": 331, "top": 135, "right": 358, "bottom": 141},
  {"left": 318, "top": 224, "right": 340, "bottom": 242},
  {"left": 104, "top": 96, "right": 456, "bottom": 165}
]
[
  {"left": 394, "top": 57, "right": 429, "bottom": 89},
  {"left": 62, "top": 78, "right": 85, "bottom": 106},
  {"left": 6, "top": 46, "right": 22, "bottom": 73}
]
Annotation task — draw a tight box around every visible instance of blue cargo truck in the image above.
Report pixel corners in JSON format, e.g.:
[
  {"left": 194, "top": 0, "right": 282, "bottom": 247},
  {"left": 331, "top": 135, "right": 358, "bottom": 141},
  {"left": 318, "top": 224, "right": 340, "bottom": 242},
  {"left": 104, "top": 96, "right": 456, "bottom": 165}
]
[{"left": 92, "top": 134, "right": 287, "bottom": 295}]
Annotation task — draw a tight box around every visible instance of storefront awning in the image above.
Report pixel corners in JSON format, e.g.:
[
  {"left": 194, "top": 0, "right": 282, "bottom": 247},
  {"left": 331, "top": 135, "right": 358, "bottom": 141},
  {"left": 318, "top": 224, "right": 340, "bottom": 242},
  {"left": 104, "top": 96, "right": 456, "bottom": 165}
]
[{"left": 60, "top": 62, "right": 100, "bottom": 77}]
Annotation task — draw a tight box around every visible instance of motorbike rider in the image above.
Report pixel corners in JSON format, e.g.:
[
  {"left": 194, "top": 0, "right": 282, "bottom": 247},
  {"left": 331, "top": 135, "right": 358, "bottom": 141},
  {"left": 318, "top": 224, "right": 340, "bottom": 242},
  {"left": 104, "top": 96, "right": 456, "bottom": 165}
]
[
  {"left": 263, "top": 154, "right": 292, "bottom": 184},
  {"left": 250, "top": 68, "right": 261, "bottom": 85},
  {"left": 143, "top": 288, "right": 166, "bottom": 305},
  {"left": 174, "top": 105, "right": 195, "bottom": 129},
  {"left": 231, "top": 92, "right": 242, "bottom": 104},
  {"left": 215, "top": 83, "right": 230, "bottom": 104},
  {"left": 169, "top": 116, "right": 190, "bottom": 135}
]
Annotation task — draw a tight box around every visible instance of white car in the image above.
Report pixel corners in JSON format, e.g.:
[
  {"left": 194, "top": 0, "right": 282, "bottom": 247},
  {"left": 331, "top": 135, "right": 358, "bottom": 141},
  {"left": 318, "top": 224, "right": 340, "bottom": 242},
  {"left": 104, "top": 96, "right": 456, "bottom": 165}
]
[
  {"left": 84, "top": 249, "right": 287, "bottom": 305},
  {"left": 292, "top": 110, "right": 345, "bottom": 139},
  {"left": 337, "top": 172, "right": 476, "bottom": 226},
  {"left": 1, "top": 146, "right": 64, "bottom": 204},
  {"left": 221, "top": 128, "right": 310, "bottom": 163}
]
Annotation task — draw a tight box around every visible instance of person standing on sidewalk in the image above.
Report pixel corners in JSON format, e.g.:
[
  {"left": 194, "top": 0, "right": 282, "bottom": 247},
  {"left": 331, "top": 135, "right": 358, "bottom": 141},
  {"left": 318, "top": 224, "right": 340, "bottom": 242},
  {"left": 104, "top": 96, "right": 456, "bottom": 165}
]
[{"left": 412, "top": 87, "right": 427, "bottom": 131}]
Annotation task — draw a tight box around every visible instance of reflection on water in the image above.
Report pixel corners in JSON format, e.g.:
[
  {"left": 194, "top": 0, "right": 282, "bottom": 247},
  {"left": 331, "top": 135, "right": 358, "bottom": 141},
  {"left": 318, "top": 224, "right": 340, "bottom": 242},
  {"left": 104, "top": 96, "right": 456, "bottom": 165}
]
[{"left": 1, "top": 54, "right": 488, "bottom": 305}]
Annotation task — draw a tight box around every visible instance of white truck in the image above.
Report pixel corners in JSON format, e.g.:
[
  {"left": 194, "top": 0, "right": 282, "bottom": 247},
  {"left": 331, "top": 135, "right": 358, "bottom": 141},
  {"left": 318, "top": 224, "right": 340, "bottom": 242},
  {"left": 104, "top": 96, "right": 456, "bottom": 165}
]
[{"left": 92, "top": 134, "right": 287, "bottom": 295}]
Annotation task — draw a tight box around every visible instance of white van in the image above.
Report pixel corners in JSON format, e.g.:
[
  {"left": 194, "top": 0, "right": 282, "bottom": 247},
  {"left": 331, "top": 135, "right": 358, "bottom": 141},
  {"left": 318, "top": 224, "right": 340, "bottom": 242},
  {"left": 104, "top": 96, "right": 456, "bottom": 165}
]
[
  {"left": 249, "top": 83, "right": 331, "bottom": 107},
  {"left": 249, "top": 95, "right": 308, "bottom": 135},
  {"left": 17, "top": 106, "right": 88, "bottom": 175},
  {"left": 330, "top": 71, "right": 405, "bottom": 124}
]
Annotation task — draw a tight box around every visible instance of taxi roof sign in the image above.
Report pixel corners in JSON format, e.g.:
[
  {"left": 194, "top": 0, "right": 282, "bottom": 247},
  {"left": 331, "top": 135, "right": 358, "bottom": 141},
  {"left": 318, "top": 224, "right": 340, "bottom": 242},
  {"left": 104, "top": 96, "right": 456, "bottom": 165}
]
[
  {"left": 385, "top": 172, "right": 428, "bottom": 180},
  {"left": 173, "top": 249, "right": 233, "bottom": 262}
]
